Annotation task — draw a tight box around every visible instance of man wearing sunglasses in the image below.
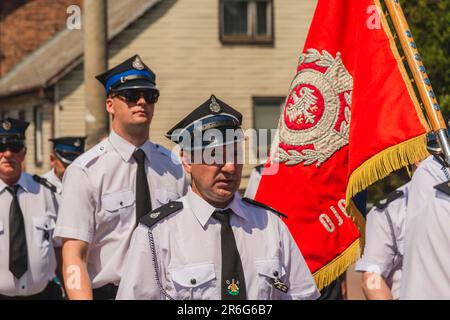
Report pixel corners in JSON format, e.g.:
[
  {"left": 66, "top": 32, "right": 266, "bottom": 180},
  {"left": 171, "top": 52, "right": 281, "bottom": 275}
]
[
  {"left": 41, "top": 137, "right": 86, "bottom": 205},
  {"left": 0, "top": 118, "right": 62, "bottom": 299},
  {"left": 54, "top": 55, "right": 187, "bottom": 300}
]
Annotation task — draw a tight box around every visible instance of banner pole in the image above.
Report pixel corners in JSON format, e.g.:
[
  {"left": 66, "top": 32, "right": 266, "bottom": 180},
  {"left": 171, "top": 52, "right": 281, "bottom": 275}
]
[{"left": 384, "top": 0, "right": 450, "bottom": 164}]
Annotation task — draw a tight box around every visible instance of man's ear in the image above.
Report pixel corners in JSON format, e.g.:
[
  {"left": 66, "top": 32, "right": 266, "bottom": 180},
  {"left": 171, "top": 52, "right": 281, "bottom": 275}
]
[
  {"left": 49, "top": 153, "right": 56, "bottom": 166},
  {"left": 106, "top": 97, "right": 114, "bottom": 115},
  {"left": 180, "top": 150, "right": 192, "bottom": 174}
]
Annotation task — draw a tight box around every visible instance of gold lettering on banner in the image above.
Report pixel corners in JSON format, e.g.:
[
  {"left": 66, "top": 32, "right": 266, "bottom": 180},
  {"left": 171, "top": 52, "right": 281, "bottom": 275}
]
[{"left": 319, "top": 199, "right": 349, "bottom": 233}]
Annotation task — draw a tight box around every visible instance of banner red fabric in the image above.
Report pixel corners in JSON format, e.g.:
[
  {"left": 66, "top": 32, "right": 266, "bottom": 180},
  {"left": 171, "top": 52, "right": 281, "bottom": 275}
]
[{"left": 255, "top": 0, "right": 428, "bottom": 285}]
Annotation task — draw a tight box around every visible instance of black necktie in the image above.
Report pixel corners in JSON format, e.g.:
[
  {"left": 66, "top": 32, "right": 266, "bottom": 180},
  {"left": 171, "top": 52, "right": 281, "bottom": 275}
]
[
  {"left": 133, "top": 149, "right": 152, "bottom": 225},
  {"left": 212, "top": 209, "right": 247, "bottom": 300},
  {"left": 7, "top": 185, "right": 28, "bottom": 279}
]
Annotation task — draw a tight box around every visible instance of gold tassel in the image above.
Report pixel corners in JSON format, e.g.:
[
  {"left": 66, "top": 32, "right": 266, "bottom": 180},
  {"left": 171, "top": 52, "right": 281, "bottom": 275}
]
[
  {"left": 313, "top": 239, "right": 360, "bottom": 290},
  {"left": 346, "top": 134, "right": 428, "bottom": 207}
]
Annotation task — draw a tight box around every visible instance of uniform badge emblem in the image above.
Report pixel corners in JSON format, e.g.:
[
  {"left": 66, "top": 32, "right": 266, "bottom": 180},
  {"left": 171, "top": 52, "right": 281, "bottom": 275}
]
[
  {"left": 74, "top": 139, "right": 81, "bottom": 147},
  {"left": 209, "top": 96, "right": 221, "bottom": 113},
  {"left": 275, "top": 49, "right": 353, "bottom": 167},
  {"left": 2, "top": 120, "right": 11, "bottom": 131},
  {"left": 150, "top": 212, "right": 160, "bottom": 219},
  {"left": 226, "top": 279, "right": 240, "bottom": 296},
  {"left": 132, "top": 56, "right": 145, "bottom": 70}
]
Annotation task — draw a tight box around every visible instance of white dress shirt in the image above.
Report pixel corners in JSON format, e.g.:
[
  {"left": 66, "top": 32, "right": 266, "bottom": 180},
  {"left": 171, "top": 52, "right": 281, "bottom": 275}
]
[
  {"left": 116, "top": 187, "right": 320, "bottom": 300},
  {"left": 401, "top": 156, "right": 450, "bottom": 299},
  {"left": 0, "top": 173, "right": 58, "bottom": 296}
]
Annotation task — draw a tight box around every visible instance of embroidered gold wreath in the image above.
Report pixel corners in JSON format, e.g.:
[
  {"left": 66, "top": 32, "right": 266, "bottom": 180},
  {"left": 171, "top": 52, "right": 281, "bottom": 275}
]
[{"left": 275, "top": 49, "right": 353, "bottom": 167}]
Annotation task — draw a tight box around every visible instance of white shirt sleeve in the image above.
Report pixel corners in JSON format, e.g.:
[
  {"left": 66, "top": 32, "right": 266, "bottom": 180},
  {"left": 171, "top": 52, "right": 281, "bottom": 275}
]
[
  {"left": 116, "top": 225, "right": 160, "bottom": 300},
  {"left": 279, "top": 220, "right": 320, "bottom": 300},
  {"left": 54, "top": 165, "right": 96, "bottom": 244},
  {"left": 401, "top": 190, "right": 450, "bottom": 299},
  {"left": 355, "top": 207, "right": 396, "bottom": 278}
]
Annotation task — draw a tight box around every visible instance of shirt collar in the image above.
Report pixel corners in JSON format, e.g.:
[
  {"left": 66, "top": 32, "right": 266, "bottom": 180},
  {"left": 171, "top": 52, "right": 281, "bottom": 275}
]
[
  {"left": 185, "top": 187, "right": 248, "bottom": 228},
  {"left": 0, "top": 172, "right": 30, "bottom": 194},
  {"left": 109, "top": 130, "right": 152, "bottom": 163}
]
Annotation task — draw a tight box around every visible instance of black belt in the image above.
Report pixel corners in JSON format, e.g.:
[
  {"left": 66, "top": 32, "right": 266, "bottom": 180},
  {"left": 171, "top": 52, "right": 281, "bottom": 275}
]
[
  {"left": 92, "top": 283, "right": 118, "bottom": 300},
  {"left": 0, "top": 281, "right": 63, "bottom": 300}
]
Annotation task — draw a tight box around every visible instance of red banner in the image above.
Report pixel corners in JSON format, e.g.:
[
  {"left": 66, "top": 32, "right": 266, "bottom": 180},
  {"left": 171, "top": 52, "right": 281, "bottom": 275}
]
[{"left": 255, "top": 0, "right": 429, "bottom": 289}]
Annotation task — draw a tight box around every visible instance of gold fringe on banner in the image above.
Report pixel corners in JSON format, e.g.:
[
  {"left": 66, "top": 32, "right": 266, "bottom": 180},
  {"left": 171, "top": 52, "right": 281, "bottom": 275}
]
[
  {"left": 346, "top": 134, "right": 428, "bottom": 207},
  {"left": 313, "top": 238, "right": 360, "bottom": 290}
]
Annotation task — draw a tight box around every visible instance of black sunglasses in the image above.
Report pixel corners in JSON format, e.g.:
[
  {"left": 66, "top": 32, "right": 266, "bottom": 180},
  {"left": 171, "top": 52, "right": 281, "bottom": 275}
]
[
  {"left": 0, "top": 142, "right": 25, "bottom": 153},
  {"left": 111, "top": 89, "right": 159, "bottom": 104}
]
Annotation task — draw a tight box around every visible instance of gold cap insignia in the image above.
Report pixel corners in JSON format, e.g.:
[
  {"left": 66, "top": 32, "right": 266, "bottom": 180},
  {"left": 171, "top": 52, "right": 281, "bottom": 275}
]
[
  {"left": 132, "top": 56, "right": 145, "bottom": 70},
  {"left": 209, "top": 96, "right": 221, "bottom": 113},
  {"left": 74, "top": 139, "right": 81, "bottom": 147}
]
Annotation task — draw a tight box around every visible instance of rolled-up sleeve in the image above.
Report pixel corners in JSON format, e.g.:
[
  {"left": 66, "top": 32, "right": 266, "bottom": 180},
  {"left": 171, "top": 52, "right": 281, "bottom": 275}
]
[{"left": 54, "top": 165, "right": 96, "bottom": 244}]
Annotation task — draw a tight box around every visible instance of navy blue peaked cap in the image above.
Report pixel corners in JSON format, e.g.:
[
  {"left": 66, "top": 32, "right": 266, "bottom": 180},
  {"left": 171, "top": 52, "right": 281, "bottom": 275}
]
[
  {"left": 0, "top": 118, "right": 29, "bottom": 143},
  {"left": 50, "top": 136, "right": 86, "bottom": 164},
  {"left": 166, "top": 95, "right": 243, "bottom": 151},
  {"left": 96, "top": 54, "right": 158, "bottom": 95}
]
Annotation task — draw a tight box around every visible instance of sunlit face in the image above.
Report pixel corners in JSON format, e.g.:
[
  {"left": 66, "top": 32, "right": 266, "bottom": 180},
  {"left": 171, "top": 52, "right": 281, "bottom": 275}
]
[
  {"left": 106, "top": 90, "right": 156, "bottom": 129},
  {"left": 50, "top": 153, "right": 67, "bottom": 181},
  {"left": 0, "top": 144, "right": 26, "bottom": 184},
  {"left": 182, "top": 143, "right": 243, "bottom": 207}
]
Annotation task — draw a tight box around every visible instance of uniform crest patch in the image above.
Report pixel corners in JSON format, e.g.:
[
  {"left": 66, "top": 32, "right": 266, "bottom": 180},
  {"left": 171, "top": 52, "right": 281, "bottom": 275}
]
[
  {"left": 132, "top": 56, "right": 145, "bottom": 70},
  {"left": 275, "top": 49, "right": 353, "bottom": 167},
  {"left": 226, "top": 279, "right": 240, "bottom": 296},
  {"left": 209, "top": 96, "right": 221, "bottom": 113}
]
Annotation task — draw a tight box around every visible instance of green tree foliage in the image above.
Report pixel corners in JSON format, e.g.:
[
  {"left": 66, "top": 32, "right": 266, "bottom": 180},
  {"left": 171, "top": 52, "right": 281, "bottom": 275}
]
[{"left": 404, "top": 0, "right": 450, "bottom": 115}]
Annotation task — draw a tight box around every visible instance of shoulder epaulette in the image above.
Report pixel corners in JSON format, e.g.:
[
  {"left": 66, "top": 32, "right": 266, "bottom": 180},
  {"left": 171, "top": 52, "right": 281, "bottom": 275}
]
[
  {"left": 242, "top": 197, "right": 288, "bottom": 219},
  {"left": 33, "top": 175, "right": 57, "bottom": 193},
  {"left": 76, "top": 141, "right": 107, "bottom": 167},
  {"left": 139, "top": 201, "right": 183, "bottom": 228},
  {"left": 434, "top": 181, "right": 450, "bottom": 196},
  {"left": 374, "top": 190, "right": 404, "bottom": 210}
]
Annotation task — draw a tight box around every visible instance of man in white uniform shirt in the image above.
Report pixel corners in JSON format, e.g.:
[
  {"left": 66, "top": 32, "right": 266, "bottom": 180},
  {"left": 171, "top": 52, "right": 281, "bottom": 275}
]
[
  {"left": 54, "top": 55, "right": 187, "bottom": 300},
  {"left": 0, "top": 118, "right": 61, "bottom": 299},
  {"left": 401, "top": 133, "right": 450, "bottom": 299},
  {"left": 117, "top": 95, "right": 319, "bottom": 300},
  {"left": 356, "top": 183, "right": 409, "bottom": 299}
]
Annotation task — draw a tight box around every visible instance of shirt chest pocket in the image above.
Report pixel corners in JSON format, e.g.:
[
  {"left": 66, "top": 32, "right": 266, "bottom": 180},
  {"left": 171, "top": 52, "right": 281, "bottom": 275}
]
[
  {"left": 255, "top": 259, "right": 287, "bottom": 300},
  {"left": 33, "top": 216, "right": 56, "bottom": 252},
  {"left": 169, "top": 263, "right": 218, "bottom": 300},
  {"left": 102, "top": 190, "right": 136, "bottom": 231}
]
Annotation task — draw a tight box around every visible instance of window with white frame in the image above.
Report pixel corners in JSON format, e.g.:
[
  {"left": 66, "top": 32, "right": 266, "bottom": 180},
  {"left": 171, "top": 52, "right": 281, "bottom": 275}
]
[
  {"left": 220, "top": 0, "right": 273, "bottom": 44},
  {"left": 252, "top": 97, "right": 284, "bottom": 162}
]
